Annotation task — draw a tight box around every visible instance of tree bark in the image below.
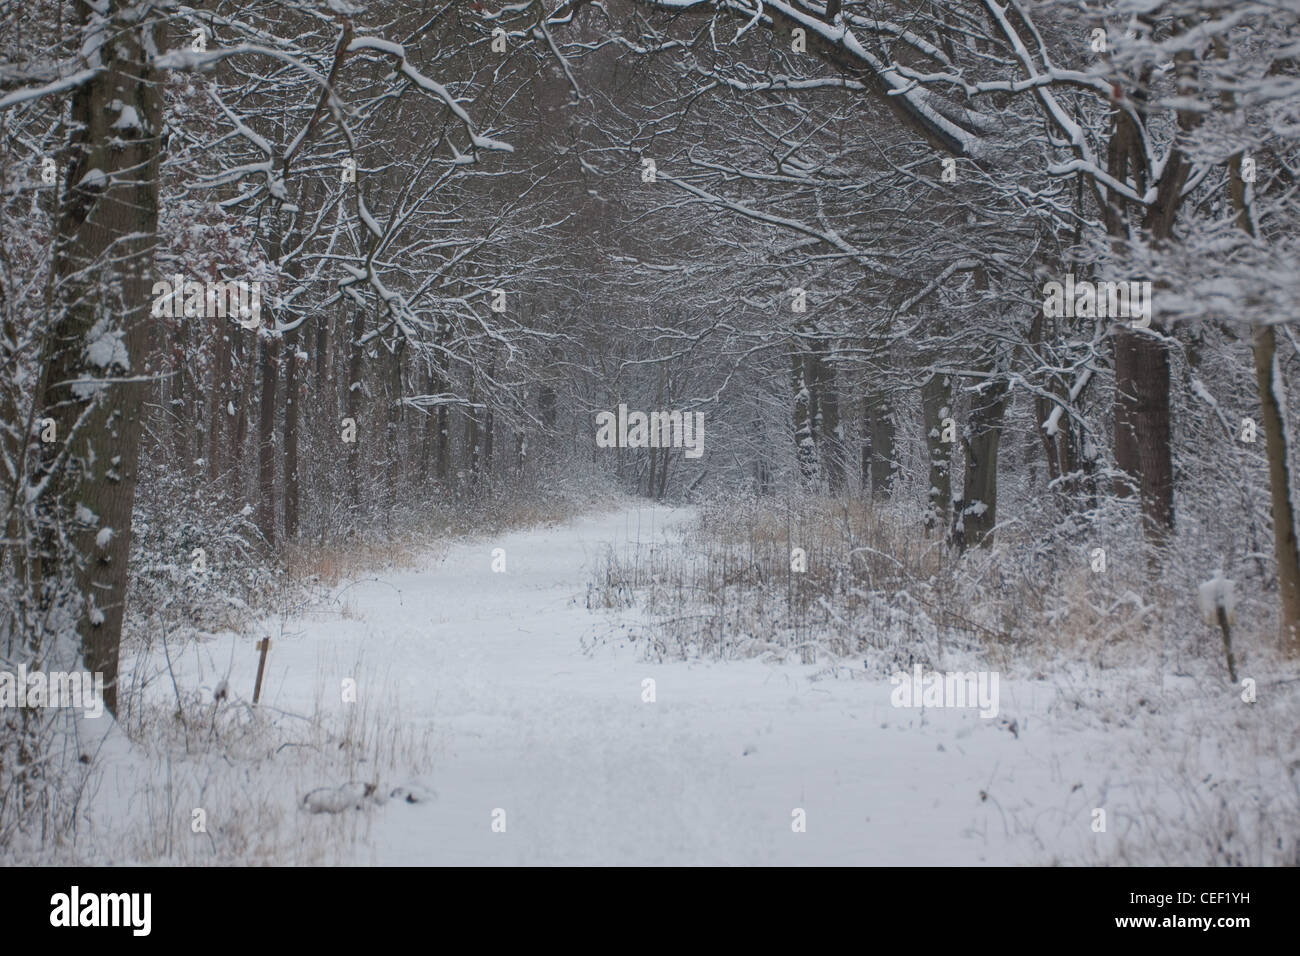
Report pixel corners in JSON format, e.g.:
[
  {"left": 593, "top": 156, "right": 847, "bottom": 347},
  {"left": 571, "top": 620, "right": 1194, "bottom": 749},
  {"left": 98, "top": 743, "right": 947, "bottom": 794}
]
[
  {"left": 865, "top": 389, "right": 898, "bottom": 499},
  {"left": 539, "top": 384, "right": 557, "bottom": 431},
  {"left": 420, "top": 364, "right": 435, "bottom": 481},
  {"left": 958, "top": 378, "right": 1010, "bottom": 549},
  {"left": 791, "top": 349, "right": 819, "bottom": 484},
  {"left": 813, "top": 353, "right": 845, "bottom": 494},
  {"left": 1251, "top": 325, "right": 1300, "bottom": 648},
  {"left": 32, "top": 3, "right": 162, "bottom": 715},
  {"left": 230, "top": 330, "right": 254, "bottom": 500},
  {"left": 1229, "top": 151, "right": 1300, "bottom": 647},
  {"left": 345, "top": 309, "right": 366, "bottom": 510},
  {"left": 434, "top": 318, "right": 452, "bottom": 482},
  {"left": 921, "top": 372, "right": 953, "bottom": 534},
  {"left": 1108, "top": 71, "right": 1176, "bottom": 542},
  {"left": 647, "top": 368, "right": 664, "bottom": 498},
  {"left": 464, "top": 369, "right": 481, "bottom": 490},
  {"left": 283, "top": 324, "right": 300, "bottom": 541},
  {"left": 256, "top": 332, "right": 279, "bottom": 547},
  {"left": 170, "top": 315, "right": 195, "bottom": 478},
  {"left": 657, "top": 447, "right": 672, "bottom": 500},
  {"left": 209, "top": 325, "right": 232, "bottom": 491},
  {"left": 384, "top": 336, "right": 406, "bottom": 508},
  {"left": 1113, "top": 326, "right": 1174, "bottom": 541}
]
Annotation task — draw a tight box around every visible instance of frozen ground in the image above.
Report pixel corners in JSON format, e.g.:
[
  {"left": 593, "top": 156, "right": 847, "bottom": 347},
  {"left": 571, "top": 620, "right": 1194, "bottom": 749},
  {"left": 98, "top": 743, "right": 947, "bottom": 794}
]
[{"left": 105, "top": 503, "right": 1291, "bottom": 865}]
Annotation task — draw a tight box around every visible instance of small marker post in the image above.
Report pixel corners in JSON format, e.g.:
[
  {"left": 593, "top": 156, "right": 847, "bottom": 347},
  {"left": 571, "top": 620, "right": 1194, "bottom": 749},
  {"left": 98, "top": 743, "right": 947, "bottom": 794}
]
[{"left": 253, "top": 638, "right": 270, "bottom": 704}]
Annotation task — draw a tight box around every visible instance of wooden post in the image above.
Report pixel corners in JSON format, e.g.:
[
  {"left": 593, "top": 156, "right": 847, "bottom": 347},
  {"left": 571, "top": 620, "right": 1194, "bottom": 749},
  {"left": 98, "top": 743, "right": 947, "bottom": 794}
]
[
  {"left": 253, "top": 638, "right": 270, "bottom": 705},
  {"left": 1216, "top": 606, "right": 1237, "bottom": 683}
]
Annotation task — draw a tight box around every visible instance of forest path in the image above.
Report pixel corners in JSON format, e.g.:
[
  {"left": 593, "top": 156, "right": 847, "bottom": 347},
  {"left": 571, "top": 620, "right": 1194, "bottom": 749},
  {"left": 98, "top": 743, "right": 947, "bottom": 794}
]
[{"left": 229, "top": 503, "right": 1087, "bottom": 864}]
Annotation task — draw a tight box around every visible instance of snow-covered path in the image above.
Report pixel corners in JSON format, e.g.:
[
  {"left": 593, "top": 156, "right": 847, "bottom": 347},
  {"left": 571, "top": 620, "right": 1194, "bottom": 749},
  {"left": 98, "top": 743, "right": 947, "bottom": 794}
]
[{"left": 154, "top": 504, "right": 1098, "bottom": 865}]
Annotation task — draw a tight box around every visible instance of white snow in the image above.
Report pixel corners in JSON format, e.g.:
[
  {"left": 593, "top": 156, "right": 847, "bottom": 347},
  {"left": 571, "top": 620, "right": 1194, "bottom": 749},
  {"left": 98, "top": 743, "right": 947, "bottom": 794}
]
[
  {"left": 76, "top": 168, "right": 107, "bottom": 190},
  {"left": 1189, "top": 376, "right": 1218, "bottom": 407},
  {"left": 115, "top": 503, "right": 1250, "bottom": 865},
  {"left": 110, "top": 103, "right": 141, "bottom": 130},
  {"left": 302, "top": 783, "right": 375, "bottom": 815},
  {"left": 83, "top": 320, "right": 129, "bottom": 371},
  {"left": 1198, "top": 570, "right": 1237, "bottom": 625}
]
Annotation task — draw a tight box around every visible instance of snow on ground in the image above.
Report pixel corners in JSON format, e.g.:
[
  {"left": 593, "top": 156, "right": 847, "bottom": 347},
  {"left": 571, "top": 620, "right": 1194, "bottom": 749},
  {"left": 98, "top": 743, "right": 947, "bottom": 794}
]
[{"left": 120, "top": 503, "right": 1268, "bottom": 865}]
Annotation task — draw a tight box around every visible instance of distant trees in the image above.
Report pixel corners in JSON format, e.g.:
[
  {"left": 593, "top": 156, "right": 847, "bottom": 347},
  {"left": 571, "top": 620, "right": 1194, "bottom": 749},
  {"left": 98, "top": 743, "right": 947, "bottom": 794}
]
[
  {"left": 619, "top": 0, "right": 1300, "bottom": 637},
  {"left": 0, "top": 0, "right": 585, "bottom": 727},
  {"left": 1, "top": 0, "right": 1297, "bottom": 791}
]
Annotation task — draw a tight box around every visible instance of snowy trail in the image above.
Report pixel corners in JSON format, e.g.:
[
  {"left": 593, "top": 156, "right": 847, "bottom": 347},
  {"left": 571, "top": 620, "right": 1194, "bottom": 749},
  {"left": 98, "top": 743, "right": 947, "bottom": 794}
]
[{"left": 157, "top": 504, "right": 1093, "bottom": 865}]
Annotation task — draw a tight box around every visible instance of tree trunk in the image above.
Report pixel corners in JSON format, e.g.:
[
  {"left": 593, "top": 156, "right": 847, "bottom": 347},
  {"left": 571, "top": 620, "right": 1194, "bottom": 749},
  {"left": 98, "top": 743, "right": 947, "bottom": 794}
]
[
  {"left": 32, "top": 3, "right": 162, "bottom": 715},
  {"left": 420, "top": 364, "right": 435, "bottom": 481},
  {"left": 208, "top": 325, "right": 232, "bottom": 490},
  {"left": 346, "top": 309, "right": 366, "bottom": 510},
  {"left": 646, "top": 446, "right": 659, "bottom": 500},
  {"left": 385, "top": 336, "right": 406, "bottom": 508},
  {"left": 1251, "top": 325, "right": 1300, "bottom": 648},
  {"left": 647, "top": 368, "right": 664, "bottom": 497},
  {"left": 464, "top": 370, "right": 481, "bottom": 490},
  {"left": 434, "top": 318, "right": 452, "bottom": 482},
  {"left": 170, "top": 316, "right": 194, "bottom": 478},
  {"left": 860, "top": 397, "right": 871, "bottom": 494},
  {"left": 865, "top": 388, "right": 898, "bottom": 499},
  {"left": 283, "top": 324, "right": 300, "bottom": 541},
  {"left": 1228, "top": 151, "right": 1300, "bottom": 647},
  {"left": 436, "top": 405, "right": 451, "bottom": 482},
  {"left": 230, "top": 330, "right": 254, "bottom": 500},
  {"left": 752, "top": 417, "right": 773, "bottom": 496},
  {"left": 958, "top": 378, "right": 1010, "bottom": 549},
  {"left": 791, "top": 349, "right": 818, "bottom": 484},
  {"left": 813, "top": 354, "right": 845, "bottom": 494},
  {"left": 314, "top": 307, "right": 330, "bottom": 382},
  {"left": 256, "top": 332, "right": 279, "bottom": 547},
  {"left": 1113, "top": 326, "right": 1174, "bottom": 542},
  {"left": 1109, "top": 84, "right": 1176, "bottom": 544},
  {"left": 539, "top": 384, "right": 557, "bottom": 431},
  {"left": 920, "top": 372, "right": 953, "bottom": 534},
  {"left": 481, "top": 347, "right": 496, "bottom": 487}
]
